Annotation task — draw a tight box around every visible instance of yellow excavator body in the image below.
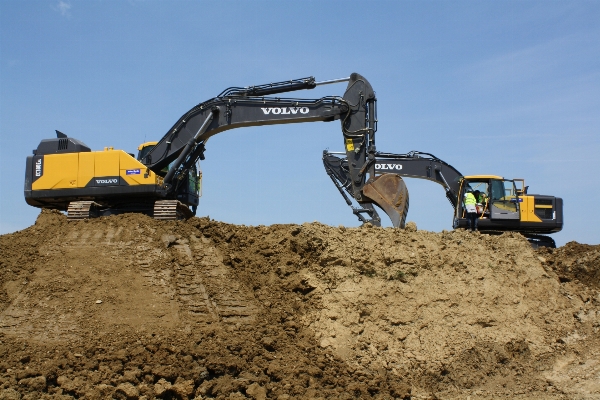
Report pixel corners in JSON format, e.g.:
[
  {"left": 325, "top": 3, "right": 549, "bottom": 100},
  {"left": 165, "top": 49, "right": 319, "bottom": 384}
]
[{"left": 31, "top": 148, "right": 160, "bottom": 192}]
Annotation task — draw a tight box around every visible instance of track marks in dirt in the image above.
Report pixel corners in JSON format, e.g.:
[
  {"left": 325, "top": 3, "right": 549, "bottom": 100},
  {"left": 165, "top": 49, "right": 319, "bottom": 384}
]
[
  {"left": 169, "top": 234, "right": 259, "bottom": 324},
  {"left": 1, "top": 219, "right": 262, "bottom": 345}
]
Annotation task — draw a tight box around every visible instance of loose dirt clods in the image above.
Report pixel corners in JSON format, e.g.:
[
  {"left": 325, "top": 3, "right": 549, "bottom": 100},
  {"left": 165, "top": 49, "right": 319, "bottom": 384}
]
[{"left": 0, "top": 210, "right": 599, "bottom": 399}]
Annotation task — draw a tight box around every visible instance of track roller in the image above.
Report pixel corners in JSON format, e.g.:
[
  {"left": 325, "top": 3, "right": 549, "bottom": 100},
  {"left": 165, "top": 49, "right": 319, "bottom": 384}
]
[
  {"left": 67, "top": 201, "right": 100, "bottom": 220},
  {"left": 153, "top": 200, "right": 194, "bottom": 220}
]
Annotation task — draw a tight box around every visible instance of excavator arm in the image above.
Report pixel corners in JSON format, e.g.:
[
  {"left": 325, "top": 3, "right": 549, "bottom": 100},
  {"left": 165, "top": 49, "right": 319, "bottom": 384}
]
[
  {"left": 323, "top": 150, "right": 463, "bottom": 227},
  {"left": 371, "top": 151, "right": 463, "bottom": 207},
  {"left": 140, "top": 73, "right": 398, "bottom": 226},
  {"left": 145, "top": 97, "right": 346, "bottom": 187}
]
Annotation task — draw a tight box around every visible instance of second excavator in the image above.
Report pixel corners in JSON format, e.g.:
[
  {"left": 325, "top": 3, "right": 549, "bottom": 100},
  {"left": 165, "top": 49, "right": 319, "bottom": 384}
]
[{"left": 323, "top": 150, "right": 563, "bottom": 247}]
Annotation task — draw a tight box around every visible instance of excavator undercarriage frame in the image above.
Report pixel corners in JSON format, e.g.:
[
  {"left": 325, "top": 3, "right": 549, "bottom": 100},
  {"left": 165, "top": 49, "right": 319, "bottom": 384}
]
[{"left": 65, "top": 200, "right": 193, "bottom": 221}]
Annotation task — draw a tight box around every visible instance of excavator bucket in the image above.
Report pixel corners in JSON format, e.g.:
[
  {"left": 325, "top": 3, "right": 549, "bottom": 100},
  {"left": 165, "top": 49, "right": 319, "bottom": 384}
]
[{"left": 362, "top": 174, "right": 409, "bottom": 229}]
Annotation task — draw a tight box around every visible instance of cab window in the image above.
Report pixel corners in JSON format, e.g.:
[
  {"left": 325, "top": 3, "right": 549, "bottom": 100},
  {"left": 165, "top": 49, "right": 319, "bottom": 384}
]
[
  {"left": 490, "top": 180, "right": 506, "bottom": 200},
  {"left": 137, "top": 145, "right": 155, "bottom": 161}
]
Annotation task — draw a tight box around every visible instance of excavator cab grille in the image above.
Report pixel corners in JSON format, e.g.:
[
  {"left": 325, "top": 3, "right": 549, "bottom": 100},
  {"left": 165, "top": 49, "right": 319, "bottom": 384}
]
[
  {"left": 535, "top": 208, "right": 554, "bottom": 220},
  {"left": 58, "top": 139, "right": 68, "bottom": 151}
]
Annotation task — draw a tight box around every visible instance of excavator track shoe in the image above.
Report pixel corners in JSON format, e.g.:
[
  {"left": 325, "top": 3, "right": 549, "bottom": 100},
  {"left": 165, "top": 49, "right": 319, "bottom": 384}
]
[
  {"left": 362, "top": 174, "right": 409, "bottom": 229},
  {"left": 153, "top": 200, "right": 194, "bottom": 220},
  {"left": 525, "top": 235, "right": 556, "bottom": 249},
  {"left": 67, "top": 201, "right": 100, "bottom": 221}
]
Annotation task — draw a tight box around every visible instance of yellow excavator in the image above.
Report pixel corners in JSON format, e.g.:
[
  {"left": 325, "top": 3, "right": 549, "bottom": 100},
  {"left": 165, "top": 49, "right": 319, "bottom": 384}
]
[
  {"left": 24, "top": 73, "right": 409, "bottom": 224},
  {"left": 323, "top": 150, "right": 563, "bottom": 247}
]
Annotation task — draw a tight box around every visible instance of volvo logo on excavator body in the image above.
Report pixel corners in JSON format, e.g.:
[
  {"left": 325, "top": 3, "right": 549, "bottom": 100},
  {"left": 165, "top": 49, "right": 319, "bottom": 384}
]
[
  {"left": 375, "top": 163, "right": 403, "bottom": 171},
  {"left": 95, "top": 178, "right": 118, "bottom": 185},
  {"left": 84, "top": 176, "right": 123, "bottom": 187},
  {"left": 261, "top": 107, "right": 309, "bottom": 115}
]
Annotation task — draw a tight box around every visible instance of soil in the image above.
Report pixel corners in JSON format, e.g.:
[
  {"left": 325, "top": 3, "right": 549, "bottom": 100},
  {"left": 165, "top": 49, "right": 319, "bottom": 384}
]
[{"left": 0, "top": 210, "right": 599, "bottom": 399}]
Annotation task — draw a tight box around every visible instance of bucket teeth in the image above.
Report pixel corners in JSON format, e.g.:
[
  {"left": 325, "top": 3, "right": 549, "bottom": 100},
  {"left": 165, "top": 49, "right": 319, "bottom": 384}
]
[{"left": 362, "top": 174, "right": 409, "bottom": 228}]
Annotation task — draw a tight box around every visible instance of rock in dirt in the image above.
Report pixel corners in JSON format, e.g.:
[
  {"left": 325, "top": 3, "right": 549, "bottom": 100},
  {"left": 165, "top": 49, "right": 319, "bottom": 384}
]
[
  {"left": 405, "top": 221, "right": 417, "bottom": 232},
  {"left": 18, "top": 375, "right": 46, "bottom": 392},
  {"left": 246, "top": 382, "right": 267, "bottom": 400},
  {"left": 0, "top": 389, "right": 21, "bottom": 400},
  {"left": 115, "top": 382, "right": 139, "bottom": 399}
]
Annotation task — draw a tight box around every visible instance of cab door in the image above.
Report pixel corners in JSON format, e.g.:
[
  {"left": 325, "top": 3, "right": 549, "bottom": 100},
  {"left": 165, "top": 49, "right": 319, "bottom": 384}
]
[{"left": 489, "top": 179, "right": 520, "bottom": 220}]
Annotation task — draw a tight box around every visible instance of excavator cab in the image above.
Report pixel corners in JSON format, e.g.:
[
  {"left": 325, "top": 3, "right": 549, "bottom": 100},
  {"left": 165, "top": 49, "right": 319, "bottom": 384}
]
[
  {"left": 137, "top": 141, "right": 158, "bottom": 162},
  {"left": 455, "top": 176, "right": 522, "bottom": 229},
  {"left": 454, "top": 175, "right": 563, "bottom": 247}
]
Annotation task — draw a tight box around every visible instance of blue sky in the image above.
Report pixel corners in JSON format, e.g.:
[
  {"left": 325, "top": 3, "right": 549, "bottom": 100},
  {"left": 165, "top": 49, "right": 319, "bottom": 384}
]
[{"left": 1, "top": 1, "right": 599, "bottom": 246}]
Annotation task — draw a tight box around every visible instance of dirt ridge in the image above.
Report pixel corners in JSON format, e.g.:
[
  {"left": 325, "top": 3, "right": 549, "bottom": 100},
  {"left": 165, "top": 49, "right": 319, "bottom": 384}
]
[{"left": 0, "top": 210, "right": 598, "bottom": 399}]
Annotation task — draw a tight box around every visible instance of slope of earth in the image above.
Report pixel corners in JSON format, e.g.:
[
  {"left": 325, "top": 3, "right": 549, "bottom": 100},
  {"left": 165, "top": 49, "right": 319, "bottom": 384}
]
[{"left": 0, "top": 210, "right": 597, "bottom": 400}]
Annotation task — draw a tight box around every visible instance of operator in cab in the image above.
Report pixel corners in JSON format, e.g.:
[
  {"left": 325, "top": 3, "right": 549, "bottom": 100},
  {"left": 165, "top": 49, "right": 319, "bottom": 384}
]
[{"left": 473, "top": 190, "right": 487, "bottom": 216}]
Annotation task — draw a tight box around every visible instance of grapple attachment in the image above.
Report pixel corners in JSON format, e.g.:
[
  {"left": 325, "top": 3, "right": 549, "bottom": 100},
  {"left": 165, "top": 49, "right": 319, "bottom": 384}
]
[{"left": 362, "top": 174, "right": 409, "bottom": 229}]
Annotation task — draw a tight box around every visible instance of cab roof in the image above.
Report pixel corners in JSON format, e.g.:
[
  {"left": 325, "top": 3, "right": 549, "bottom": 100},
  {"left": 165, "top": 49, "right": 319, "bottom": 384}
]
[
  {"left": 138, "top": 141, "right": 158, "bottom": 151},
  {"left": 463, "top": 175, "right": 504, "bottom": 180}
]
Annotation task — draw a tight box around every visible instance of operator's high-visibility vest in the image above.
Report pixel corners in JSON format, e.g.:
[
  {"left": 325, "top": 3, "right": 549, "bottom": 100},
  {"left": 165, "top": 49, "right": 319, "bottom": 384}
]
[{"left": 465, "top": 192, "right": 476, "bottom": 205}]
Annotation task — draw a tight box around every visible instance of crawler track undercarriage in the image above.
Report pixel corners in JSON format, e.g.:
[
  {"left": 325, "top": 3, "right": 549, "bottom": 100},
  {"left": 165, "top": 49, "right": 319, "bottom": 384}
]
[{"left": 66, "top": 200, "right": 193, "bottom": 221}]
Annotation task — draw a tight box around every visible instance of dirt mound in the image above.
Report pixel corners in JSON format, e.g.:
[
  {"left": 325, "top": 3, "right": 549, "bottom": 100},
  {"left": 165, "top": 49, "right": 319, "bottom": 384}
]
[
  {"left": 0, "top": 210, "right": 598, "bottom": 399},
  {"left": 538, "top": 242, "right": 600, "bottom": 289}
]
